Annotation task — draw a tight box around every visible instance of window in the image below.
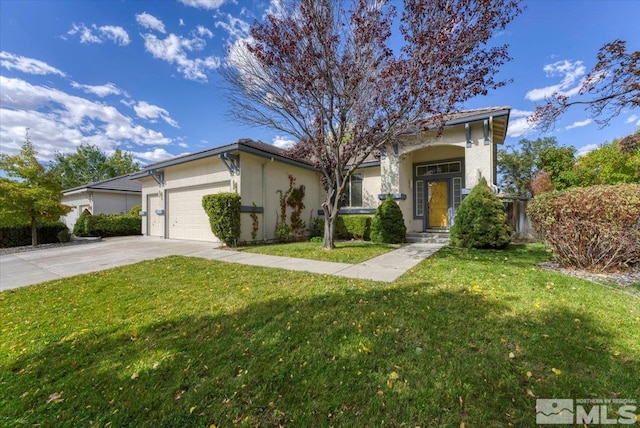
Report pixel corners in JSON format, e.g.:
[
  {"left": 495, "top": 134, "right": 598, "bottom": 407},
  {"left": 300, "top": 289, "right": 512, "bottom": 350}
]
[
  {"left": 343, "top": 173, "right": 363, "bottom": 207},
  {"left": 416, "top": 161, "right": 462, "bottom": 177},
  {"left": 453, "top": 177, "right": 462, "bottom": 210},
  {"left": 415, "top": 180, "right": 424, "bottom": 216}
]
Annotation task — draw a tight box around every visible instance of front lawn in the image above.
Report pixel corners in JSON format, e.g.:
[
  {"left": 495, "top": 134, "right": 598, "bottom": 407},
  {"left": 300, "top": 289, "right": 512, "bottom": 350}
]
[
  {"left": 1, "top": 245, "right": 639, "bottom": 426},
  {"left": 238, "top": 240, "right": 397, "bottom": 263}
]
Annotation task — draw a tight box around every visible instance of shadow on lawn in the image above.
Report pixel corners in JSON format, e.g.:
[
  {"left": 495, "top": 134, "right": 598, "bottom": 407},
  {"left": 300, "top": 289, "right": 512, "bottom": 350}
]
[{"left": 3, "top": 282, "right": 638, "bottom": 427}]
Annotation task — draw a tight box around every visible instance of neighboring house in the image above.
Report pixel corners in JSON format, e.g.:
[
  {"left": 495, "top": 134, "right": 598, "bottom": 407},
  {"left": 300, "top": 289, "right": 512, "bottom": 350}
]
[
  {"left": 61, "top": 175, "right": 142, "bottom": 230},
  {"left": 131, "top": 106, "right": 510, "bottom": 243}
]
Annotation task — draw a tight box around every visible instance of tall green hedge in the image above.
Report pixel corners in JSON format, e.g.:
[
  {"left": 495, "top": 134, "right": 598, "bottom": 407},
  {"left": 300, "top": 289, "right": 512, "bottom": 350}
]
[
  {"left": 85, "top": 214, "right": 141, "bottom": 237},
  {"left": 202, "top": 192, "right": 241, "bottom": 247},
  {"left": 371, "top": 195, "right": 406, "bottom": 244},
  {"left": 0, "top": 222, "right": 68, "bottom": 248},
  {"left": 450, "top": 178, "right": 511, "bottom": 249}
]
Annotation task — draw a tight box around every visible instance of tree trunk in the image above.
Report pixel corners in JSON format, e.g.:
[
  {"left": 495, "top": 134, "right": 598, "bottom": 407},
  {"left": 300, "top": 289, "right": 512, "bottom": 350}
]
[
  {"left": 322, "top": 208, "right": 337, "bottom": 250},
  {"left": 30, "top": 214, "right": 37, "bottom": 247}
]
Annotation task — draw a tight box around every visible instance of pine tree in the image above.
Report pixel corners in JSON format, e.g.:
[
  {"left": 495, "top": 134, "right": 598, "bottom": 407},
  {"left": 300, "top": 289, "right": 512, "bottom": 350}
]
[{"left": 450, "top": 178, "right": 511, "bottom": 249}]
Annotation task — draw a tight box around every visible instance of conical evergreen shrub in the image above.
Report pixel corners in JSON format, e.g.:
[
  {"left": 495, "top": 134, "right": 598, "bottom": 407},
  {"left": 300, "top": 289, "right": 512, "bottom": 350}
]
[
  {"left": 371, "top": 195, "right": 406, "bottom": 244},
  {"left": 450, "top": 178, "right": 511, "bottom": 249}
]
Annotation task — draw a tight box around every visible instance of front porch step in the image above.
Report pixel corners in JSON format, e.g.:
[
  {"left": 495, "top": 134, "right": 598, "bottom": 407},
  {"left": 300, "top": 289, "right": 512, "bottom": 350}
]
[{"left": 406, "top": 232, "right": 450, "bottom": 244}]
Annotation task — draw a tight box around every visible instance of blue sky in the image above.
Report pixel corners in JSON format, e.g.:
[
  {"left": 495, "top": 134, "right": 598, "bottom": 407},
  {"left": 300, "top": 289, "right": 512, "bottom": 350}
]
[{"left": 0, "top": 0, "right": 638, "bottom": 165}]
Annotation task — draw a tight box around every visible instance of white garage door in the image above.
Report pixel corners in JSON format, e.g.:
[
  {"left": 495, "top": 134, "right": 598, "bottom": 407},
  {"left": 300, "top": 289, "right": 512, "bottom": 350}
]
[
  {"left": 167, "top": 183, "right": 229, "bottom": 241},
  {"left": 147, "top": 194, "right": 164, "bottom": 237}
]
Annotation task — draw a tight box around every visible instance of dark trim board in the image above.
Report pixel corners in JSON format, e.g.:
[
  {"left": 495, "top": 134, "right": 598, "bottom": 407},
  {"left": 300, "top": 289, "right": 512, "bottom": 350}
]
[
  {"left": 378, "top": 193, "right": 407, "bottom": 200},
  {"left": 240, "top": 205, "right": 264, "bottom": 213},
  {"left": 317, "top": 208, "right": 376, "bottom": 216}
]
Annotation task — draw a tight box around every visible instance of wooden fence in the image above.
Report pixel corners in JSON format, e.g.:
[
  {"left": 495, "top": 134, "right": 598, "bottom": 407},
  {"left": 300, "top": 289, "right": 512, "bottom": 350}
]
[{"left": 499, "top": 197, "right": 533, "bottom": 239}]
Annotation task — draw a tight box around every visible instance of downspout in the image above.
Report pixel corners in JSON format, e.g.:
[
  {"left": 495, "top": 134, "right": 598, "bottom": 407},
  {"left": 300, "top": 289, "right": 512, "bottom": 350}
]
[
  {"left": 163, "top": 188, "right": 167, "bottom": 239},
  {"left": 262, "top": 161, "right": 267, "bottom": 241}
]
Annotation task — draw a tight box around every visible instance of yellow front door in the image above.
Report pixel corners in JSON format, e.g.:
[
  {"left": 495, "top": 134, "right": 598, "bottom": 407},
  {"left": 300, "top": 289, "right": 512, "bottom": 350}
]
[{"left": 428, "top": 181, "right": 449, "bottom": 228}]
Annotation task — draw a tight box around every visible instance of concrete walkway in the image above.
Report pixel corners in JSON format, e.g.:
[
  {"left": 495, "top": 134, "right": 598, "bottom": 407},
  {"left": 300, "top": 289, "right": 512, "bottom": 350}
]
[{"left": 0, "top": 236, "right": 445, "bottom": 291}]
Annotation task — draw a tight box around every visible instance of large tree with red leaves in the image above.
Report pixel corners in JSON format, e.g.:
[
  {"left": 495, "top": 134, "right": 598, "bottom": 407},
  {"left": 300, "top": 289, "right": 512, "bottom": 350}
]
[
  {"left": 531, "top": 39, "right": 640, "bottom": 131},
  {"left": 223, "top": 0, "right": 522, "bottom": 249}
]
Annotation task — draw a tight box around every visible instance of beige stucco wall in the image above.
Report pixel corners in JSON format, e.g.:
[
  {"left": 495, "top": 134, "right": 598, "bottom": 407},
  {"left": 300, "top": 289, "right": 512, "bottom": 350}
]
[
  {"left": 139, "top": 157, "right": 234, "bottom": 239},
  {"left": 381, "top": 122, "right": 500, "bottom": 232},
  {"left": 239, "top": 152, "right": 322, "bottom": 242},
  {"left": 92, "top": 192, "right": 141, "bottom": 215},
  {"left": 61, "top": 191, "right": 140, "bottom": 230},
  {"left": 139, "top": 153, "right": 322, "bottom": 243},
  {"left": 61, "top": 193, "right": 91, "bottom": 229}
]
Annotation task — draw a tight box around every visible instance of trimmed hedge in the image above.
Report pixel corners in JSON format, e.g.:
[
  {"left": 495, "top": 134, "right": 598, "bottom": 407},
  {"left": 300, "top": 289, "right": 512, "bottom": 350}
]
[
  {"left": 450, "top": 178, "right": 511, "bottom": 249},
  {"left": 371, "top": 195, "right": 406, "bottom": 244},
  {"left": 0, "top": 222, "right": 69, "bottom": 248},
  {"left": 81, "top": 213, "right": 141, "bottom": 237},
  {"left": 202, "top": 192, "right": 241, "bottom": 247},
  {"left": 528, "top": 184, "right": 640, "bottom": 272},
  {"left": 311, "top": 215, "right": 372, "bottom": 240}
]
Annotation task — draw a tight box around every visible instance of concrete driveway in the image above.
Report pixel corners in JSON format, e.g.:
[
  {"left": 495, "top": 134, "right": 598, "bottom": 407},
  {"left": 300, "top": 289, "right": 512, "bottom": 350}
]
[
  {"left": 0, "top": 236, "right": 220, "bottom": 291},
  {"left": 1, "top": 236, "right": 445, "bottom": 291}
]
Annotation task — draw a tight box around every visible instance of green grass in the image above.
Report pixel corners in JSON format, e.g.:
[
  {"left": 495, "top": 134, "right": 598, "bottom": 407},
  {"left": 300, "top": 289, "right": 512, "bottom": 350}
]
[
  {"left": 1, "top": 244, "right": 639, "bottom": 427},
  {"left": 238, "top": 240, "right": 397, "bottom": 263}
]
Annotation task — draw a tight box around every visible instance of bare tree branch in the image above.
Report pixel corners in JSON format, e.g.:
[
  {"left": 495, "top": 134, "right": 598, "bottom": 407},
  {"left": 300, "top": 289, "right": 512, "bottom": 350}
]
[{"left": 530, "top": 39, "right": 640, "bottom": 131}]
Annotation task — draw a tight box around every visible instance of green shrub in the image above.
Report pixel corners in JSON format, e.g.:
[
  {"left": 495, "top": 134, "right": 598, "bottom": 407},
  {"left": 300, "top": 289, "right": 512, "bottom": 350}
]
[
  {"left": 73, "top": 209, "right": 92, "bottom": 236},
  {"left": 309, "top": 236, "right": 323, "bottom": 243},
  {"left": 0, "top": 221, "right": 68, "bottom": 248},
  {"left": 450, "top": 178, "right": 511, "bottom": 249},
  {"left": 528, "top": 184, "right": 640, "bottom": 271},
  {"left": 311, "top": 215, "right": 372, "bottom": 240},
  {"left": 84, "top": 214, "right": 141, "bottom": 237},
  {"left": 57, "top": 229, "right": 71, "bottom": 243},
  {"left": 129, "top": 204, "right": 142, "bottom": 216},
  {"left": 371, "top": 195, "right": 406, "bottom": 244},
  {"left": 341, "top": 216, "right": 372, "bottom": 240},
  {"left": 202, "top": 193, "right": 241, "bottom": 247}
]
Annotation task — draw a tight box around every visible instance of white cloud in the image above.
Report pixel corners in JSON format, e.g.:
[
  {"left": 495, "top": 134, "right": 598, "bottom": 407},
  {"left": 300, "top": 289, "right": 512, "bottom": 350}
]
[
  {"left": 196, "top": 25, "right": 214, "bottom": 38},
  {"left": 565, "top": 118, "right": 592, "bottom": 130},
  {"left": 136, "top": 12, "right": 166, "bottom": 34},
  {"left": 178, "top": 0, "right": 227, "bottom": 10},
  {"left": 0, "top": 52, "right": 66, "bottom": 76},
  {"left": 131, "top": 148, "right": 176, "bottom": 162},
  {"left": 576, "top": 143, "right": 599, "bottom": 157},
  {"left": 66, "top": 23, "right": 130, "bottom": 46},
  {"left": 272, "top": 135, "right": 295, "bottom": 149},
  {"left": 215, "top": 14, "right": 251, "bottom": 41},
  {"left": 179, "top": 19, "right": 185, "bottom": 26},
  {"left": 67, "top": 23, "right": 101, "bottom": 44},
  {"left": 265, "top": 0, "right": 286, "bottom": 18},
  {"left": 0, "top": 76, "right": 171, "bottom": 161},
  {"left": 625, "top": 114, "right": 638, "bottom": 125},
  {"left": 133, "top": 101, "right": 179, "bottom": 128},
  {"left": 507, "top": 109, "right": 535, "bottom": 138},
  {"left": 525, "top": 60, "right": 586, "bottom": 101},
  {"left": 71, "top": 81, "right": 122, "bottom": 97},
  {"left": 178, "top": 142, "right": 188, "bottom": 148},
  {"left": 141, "top": 32, "right": 221, "bottom": 81},
  {"left": 99, "top": 25, "right": 131, "bottom": 46}
]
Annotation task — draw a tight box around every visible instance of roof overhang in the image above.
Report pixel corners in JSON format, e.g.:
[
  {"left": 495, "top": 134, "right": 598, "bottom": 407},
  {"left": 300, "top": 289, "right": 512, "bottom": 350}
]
[
  {"left": 404, "top": 107, "right": 511, "bottom": 145},
  {"left": 130, "top": 139, "right": 319, "bottom": 181}
]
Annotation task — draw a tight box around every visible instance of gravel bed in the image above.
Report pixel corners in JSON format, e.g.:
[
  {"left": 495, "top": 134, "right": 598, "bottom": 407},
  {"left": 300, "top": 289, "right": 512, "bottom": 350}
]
[{"left": 539, "top": 260, "right": 640, "bottom": 296}]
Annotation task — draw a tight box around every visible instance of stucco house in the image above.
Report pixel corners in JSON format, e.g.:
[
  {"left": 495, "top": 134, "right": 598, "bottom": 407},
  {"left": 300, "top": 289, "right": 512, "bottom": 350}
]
[
  {"left": 61, "top": 175, "right": 142, "bottom": 230},
  {"left": 131, "top": 106, "right": 510, "bottom": 243}
]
